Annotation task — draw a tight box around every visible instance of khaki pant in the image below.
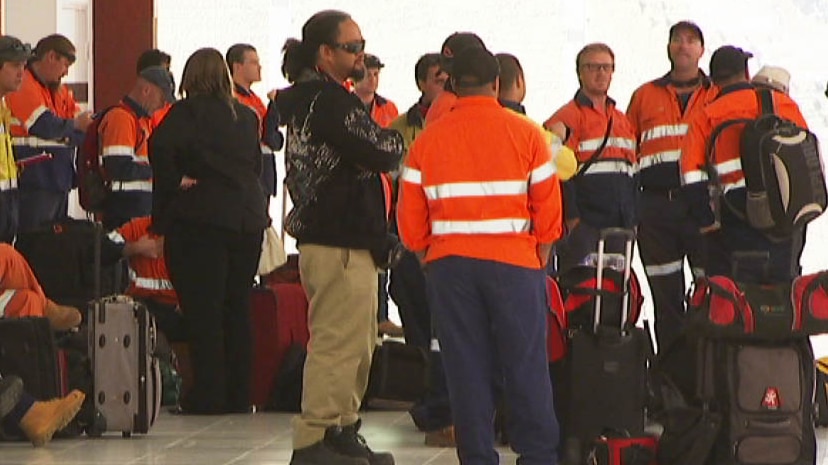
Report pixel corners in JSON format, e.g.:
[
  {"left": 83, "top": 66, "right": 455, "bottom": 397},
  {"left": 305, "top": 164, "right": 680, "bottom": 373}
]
[{"left": 293, "top": 244, "right": 378, "bottom": 449}]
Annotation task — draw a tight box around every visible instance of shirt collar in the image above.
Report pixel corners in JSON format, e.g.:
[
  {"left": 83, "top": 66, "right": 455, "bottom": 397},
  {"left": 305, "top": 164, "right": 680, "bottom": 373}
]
[
  {"left": 653, "top": 69, "right": 712, "bottom": 89},
  {"left": 574, "top": 89, "right": 615, "bottom": 109},
  {"left": 123, "top": 96, "right": 150, "bottom": 118},
  {"left": 717, "top": 82, "right": 754, "bottom": 98},
  {"left": 234, "top": 82, "right": 252, "bottom": 97},
  {"left": 499, "top": 99, "right": 526, "bottom": 114}
]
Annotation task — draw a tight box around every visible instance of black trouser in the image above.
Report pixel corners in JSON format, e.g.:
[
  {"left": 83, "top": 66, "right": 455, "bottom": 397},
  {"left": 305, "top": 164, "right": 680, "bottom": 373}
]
[
  {"left": 165, "top": 221, "right": 261, "bottom": 414},
  {"left": 638, "top": 189, "right": 705, "bottom": 351},
  {"left": 554, "top": 221, "right": 627, "bottom": 276},
  {"left": 389, "top": 251, "right": 452, "bottom": 431},
  {"left": 0, "top": 190, "right": 18, "bottom": 244},
  {"left": 17, "top": 188, "right": 68, "bottom": 232}
]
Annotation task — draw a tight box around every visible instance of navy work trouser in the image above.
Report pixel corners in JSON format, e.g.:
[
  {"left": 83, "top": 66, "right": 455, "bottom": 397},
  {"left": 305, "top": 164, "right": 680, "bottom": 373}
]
[{"left": 427, "top": 256, "right": 559, "bottom": 465}]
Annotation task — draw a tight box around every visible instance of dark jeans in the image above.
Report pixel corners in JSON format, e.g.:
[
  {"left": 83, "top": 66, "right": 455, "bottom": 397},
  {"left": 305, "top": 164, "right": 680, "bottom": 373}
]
[
  {"left": 427, "top": 256, "right": 559, "bottom": 465},
  {"left": 102, "top": 192, "right": 152, "bottom": 231},
  {"left": 136, "top": 297, "right": 186, "bottom": 343},
  {"left": 165, "top": 221, "right": 261, "bottom": 413},
  {"left": 17, "top": 189, "right": 68, "bottom": 232}
]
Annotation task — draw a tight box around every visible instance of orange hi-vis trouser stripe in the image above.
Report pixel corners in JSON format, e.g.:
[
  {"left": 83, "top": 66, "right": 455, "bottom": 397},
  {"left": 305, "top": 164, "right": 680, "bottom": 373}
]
[{"left": 0, "top": 243, "right": 47, "bottom": 318}]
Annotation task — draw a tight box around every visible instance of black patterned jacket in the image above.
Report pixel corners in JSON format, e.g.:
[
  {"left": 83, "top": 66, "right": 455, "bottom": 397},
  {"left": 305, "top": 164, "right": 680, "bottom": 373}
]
[{"left": 274, "top": 70, "right": 404, "bottom": 254}]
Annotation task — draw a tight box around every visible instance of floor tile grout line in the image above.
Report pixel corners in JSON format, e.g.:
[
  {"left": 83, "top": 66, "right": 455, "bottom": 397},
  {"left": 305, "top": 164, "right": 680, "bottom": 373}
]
[
  {"left": 220, "top": 427, "right": 293, "bottom": 465},
  {"left": 125, "top": 416, "right": 236, "bottom": 465}
]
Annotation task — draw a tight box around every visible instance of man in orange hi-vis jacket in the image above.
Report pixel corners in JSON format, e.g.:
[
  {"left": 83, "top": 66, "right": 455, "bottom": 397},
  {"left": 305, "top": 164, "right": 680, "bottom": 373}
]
[
  {"left": 680, "top": 45, "right": 809, "bottom": 283},
  {"left": 398, "top": 47, "right": 562, "bottom": 465}
]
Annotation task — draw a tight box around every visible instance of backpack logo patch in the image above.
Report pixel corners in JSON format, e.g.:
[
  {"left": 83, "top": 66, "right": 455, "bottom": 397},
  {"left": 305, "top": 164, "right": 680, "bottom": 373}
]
[{"left": 762, "top": 387, "right": 781, "bottom": 410}]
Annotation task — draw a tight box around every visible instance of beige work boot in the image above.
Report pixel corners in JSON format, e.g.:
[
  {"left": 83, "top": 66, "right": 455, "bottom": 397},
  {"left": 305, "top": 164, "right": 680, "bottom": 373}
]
[
  {"left": 19, "top": 389, "right": 85, "bottom": 446},
  {"left": 44, "top": 300, "right": 82, "bottom": 331}
]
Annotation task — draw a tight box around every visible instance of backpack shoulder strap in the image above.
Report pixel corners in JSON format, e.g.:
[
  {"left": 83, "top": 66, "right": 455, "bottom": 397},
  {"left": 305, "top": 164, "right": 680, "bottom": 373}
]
[{"left": 756, "top": 88, "right": 774, "bottom": 116}]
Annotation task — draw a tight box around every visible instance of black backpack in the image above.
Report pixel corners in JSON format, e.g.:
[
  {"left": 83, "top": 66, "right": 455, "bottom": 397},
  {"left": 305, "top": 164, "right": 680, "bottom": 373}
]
[{"left": 706, "top": 88, "right": 826, "bottom": 241}]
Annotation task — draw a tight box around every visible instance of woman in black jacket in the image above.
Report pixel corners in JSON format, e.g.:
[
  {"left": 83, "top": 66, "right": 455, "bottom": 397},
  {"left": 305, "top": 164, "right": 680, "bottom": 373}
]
[{"left": 149, "top": 48, "right": 268, "bottom": 414}]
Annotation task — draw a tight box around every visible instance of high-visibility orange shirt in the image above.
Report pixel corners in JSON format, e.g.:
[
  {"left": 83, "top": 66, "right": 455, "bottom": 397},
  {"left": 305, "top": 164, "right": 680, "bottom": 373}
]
[
  {"left": 398, "top": 96, "right": 563, "bottom": 269},
  {"left": 370, "top": 95, "right": 398, "bottom": 128},
  {"left": 99, "top": 98, "right": 153, "bottom": 190},
  {"left": 112, "top": 216, "right": 178, "bottom": 306},
  {"left": 149, "top": 103, "right": 171, "bottom": 131},
  {"left": 626, "top": 72, "right": 717, "bottom": 189},
  {"left": 424, "top": 91, "right": 457, "bottom": 126}
]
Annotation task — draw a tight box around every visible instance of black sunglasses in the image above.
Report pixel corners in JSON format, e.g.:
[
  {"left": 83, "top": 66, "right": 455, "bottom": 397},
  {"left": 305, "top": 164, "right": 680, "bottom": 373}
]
[{"left": 330, "top": 40, "right": 366, "bottom": 55}]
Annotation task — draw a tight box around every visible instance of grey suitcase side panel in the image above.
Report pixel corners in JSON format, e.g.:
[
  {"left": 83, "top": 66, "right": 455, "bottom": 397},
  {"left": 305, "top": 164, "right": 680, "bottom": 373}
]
[{"left": 88, "top": 296, "right": 159, "bottom": 435}]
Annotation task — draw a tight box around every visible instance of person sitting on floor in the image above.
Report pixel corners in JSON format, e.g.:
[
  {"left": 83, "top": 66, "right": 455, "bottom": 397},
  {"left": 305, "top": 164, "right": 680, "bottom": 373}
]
[
  {"left": 0, "top": 243, "right": 81, "bottom": 331},
  {"left": 0, "top": 374, "right": 85, "bottom": 446}
]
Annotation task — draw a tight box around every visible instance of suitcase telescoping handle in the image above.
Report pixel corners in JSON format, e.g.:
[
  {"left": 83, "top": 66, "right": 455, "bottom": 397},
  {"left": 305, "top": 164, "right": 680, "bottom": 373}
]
[{"left": 594, "top": 228, "right": 636, "bottom": 333}]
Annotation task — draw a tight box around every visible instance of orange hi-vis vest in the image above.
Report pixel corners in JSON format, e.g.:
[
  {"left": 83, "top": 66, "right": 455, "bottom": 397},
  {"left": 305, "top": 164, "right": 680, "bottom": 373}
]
[
  {"left": 626, "top": 71, "right": 716, "bottom": 190},
  {"left": 109, "top": 216, "right": 178, "bottom": 306},
  {"left": 398, "top": 96, "right": 563, "bottom": 269}
]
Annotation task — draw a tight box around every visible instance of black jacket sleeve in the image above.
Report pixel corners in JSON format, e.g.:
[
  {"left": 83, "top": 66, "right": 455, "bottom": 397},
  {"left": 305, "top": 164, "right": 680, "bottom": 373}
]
[
  {"left": 149, "top": 104, "right": 191, "bottom": 235},
  {"left": 311, "top": 90, "right": 404, "bottom": 173}
]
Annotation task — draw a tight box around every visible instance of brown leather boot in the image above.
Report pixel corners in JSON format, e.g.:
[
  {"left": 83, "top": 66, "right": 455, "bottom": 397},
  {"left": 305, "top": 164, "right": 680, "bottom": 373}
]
[
  {"left": 44, "top": 300, "right": 82, "bottom": 331},
  {"left": 19, "top": 389, "right": 85, "bottom": 446},
  {"left": 424, "top": 425, "right": 456, "bottom": 448}
]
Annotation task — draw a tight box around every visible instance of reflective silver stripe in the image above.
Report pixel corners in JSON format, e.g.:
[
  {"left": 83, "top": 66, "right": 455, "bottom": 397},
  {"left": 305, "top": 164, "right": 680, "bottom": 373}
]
[
  {"left": 682, "top": 170, "right": 708, "bottom": 184},
  {"left": 431, "top": 218, "right": 530, "bottom": 235},
  {"left": 12, "top": 136, "right": 71, "bottom": 148},
  {"left": 579, "top": 136, "right": 636, "bottom": 152},
  {"left": 530, "top": 161, "right": 556, "bottom": 185},
  {"left": 401, "top": 167, "right": 422, "bottom": 185},
  {"left": 101, "top": 145, "right": 136, "bottom": 157},
  {"left": 107, "top": 231, "right": 126, "bottom": 244},
  {"left": 723, "top": 178, "right": 746, "bottom": 192},
  {"left": 645, "top": 260, "right": 683, "bottom": 277},
  {"left": 0, "top": 289, "right": 16, "bottom": 316},
  {"left": 260, "top": 143, "right": 273, "bottom": 155},
  {"left": 716, "top": 158, "right": 742, "bottom": 176},
  {"left": 129, "top": 269, "right": 174, "bottom": 291},
  {"left": 424, "top": 180, "right": 528, "bottom": 200},
  {"left": 112, "top": 180, "right": 153, "bottom": 192},
  {"left": 582, "top": 159, "right": 636, "bottom": 177},
  {"left": 641, "top": 124, "right": 688, "bottom": 143},
  {"left": 430, "top": 338, "right": 441, "bottom": 352},
  {"left": 0, "top": 179, "right": 17, "bottom": 191},
  {"left": 24, "top": 105, "right": 48, "bottom": 130},
  {"left": 638, "top": 149, "right": 681, "bottom": 170}
]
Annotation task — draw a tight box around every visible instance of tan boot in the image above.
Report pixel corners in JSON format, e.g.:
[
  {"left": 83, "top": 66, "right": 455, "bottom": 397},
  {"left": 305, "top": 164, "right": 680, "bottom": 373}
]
[
  {"left": 19, "top": 390, "right": 85, "bottom": 446},
  {"left": 44, "top": 300, "right": 82, "bottom": 331}
]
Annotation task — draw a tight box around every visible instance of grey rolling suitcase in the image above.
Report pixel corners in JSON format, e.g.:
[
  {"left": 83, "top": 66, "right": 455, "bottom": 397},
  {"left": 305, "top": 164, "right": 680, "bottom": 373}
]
[
  {"left": 86, "top": 222, "right": 161, "bottom": 437},
  {"left": 87, "top": 295, "right": 161, "bottom": 436}
]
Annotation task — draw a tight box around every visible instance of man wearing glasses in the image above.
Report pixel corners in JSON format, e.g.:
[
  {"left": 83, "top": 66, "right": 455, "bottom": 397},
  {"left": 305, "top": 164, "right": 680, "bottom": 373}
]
[
  {"left": 7, "top": 34, "right": 92, "bottom": 231},
  {"left": 626, "top": 21, "right": 716, "bottom": 350},
  {"left": 275, "top": 9, "right": 403, "bottom": 465},
  {"left": 0, "top": 36, "right": 33, "bottom": 243},
  {"left": 544, "top": 43, "right": 638, "bottom": 274}
]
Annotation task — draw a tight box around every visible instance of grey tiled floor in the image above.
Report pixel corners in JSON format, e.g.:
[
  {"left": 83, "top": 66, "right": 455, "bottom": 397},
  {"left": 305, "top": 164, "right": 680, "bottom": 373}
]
[{"left": 2, "top": 410, "right": 828, "bottom": 464}]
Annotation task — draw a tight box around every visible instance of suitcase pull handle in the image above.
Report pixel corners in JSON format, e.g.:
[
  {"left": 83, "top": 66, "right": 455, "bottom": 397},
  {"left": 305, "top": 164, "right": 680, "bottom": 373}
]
[{"left": 594, "top": 228, "right": 636, "bottom": 333}]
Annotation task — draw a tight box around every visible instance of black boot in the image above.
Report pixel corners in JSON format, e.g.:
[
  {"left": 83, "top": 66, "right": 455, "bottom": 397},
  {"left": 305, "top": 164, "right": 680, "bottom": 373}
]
[
  {"left": 289, "top": 425, "right": 370, "bottom": 465},
  {"left": 329, "top": 419, "right": 395, "bottom": 465},
  {"left": 0, "top": 376, "right": 23, "bottom": 419}
]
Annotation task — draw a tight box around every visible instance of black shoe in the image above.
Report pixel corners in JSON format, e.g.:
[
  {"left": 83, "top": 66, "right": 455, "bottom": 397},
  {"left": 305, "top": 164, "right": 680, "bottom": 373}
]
[
  {"left": 0, "top": 376, "right": 23, "bottom": 419},
  {"left": 329, "top": 419, "right": 395, "bottom": 465},
  {"left": 290, "top": 435, "right": 369, "bottom": 465}
]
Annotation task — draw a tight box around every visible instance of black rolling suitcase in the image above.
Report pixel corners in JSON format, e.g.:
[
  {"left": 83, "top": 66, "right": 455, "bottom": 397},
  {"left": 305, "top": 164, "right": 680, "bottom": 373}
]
[{"left": 557, "top": 229, "right": 650, "bottom": 463}]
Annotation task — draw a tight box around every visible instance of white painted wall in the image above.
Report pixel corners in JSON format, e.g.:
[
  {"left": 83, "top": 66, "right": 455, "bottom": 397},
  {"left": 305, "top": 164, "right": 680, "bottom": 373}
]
[{"left": 4, "top": 0, "right": 58, "bottom": 43}]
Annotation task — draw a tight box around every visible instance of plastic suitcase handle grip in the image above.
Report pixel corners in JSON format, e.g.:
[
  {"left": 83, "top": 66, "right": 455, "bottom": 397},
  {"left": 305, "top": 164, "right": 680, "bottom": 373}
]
[{"left": 599, "top": 227, "right": 636, "bottom": 241}]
